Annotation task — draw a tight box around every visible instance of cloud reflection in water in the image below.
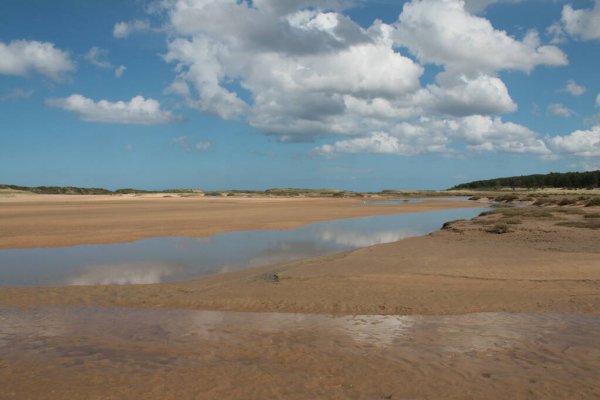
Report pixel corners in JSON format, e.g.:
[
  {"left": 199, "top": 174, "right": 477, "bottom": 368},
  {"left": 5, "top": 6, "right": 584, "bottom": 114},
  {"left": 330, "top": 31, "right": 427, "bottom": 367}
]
[
  {"left": 317, "top": 229, "right": 417, "bottom": 248},
  {"left": 65, "top": 262, "right": 182, "bottom": 285}
]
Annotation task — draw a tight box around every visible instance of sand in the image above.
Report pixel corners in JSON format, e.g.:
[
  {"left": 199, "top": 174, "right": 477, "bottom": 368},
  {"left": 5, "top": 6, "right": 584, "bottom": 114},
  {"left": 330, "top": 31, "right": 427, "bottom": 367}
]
[
  {"left": 1, "top": 200, "right": 600, "bottom": 399},
  {"left": 2, "top": 307, "right": 599, "bottom": 400},
  {"left": 0, "top": 194, "right": 478, "bottom": 249},
  {"left": 1, "top": 204, "right": 599, "bottom": 316}
]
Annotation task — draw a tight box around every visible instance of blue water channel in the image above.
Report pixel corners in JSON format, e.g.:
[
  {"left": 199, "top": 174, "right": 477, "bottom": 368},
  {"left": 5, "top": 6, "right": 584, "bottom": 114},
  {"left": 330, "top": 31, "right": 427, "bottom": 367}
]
[{"left": 0, "top": 206, "right": 487, "bottom": 287}]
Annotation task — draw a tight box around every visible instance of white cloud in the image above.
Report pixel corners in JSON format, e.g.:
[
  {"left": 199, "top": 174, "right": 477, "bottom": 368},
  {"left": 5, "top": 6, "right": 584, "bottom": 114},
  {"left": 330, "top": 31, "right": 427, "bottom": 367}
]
[
  {"left": 113, "top": 19, "right": 152, "bottom": 38},
  {"left": 0, "top": 88, "right": 34, "bottom": 102},
  {"left": 463, "top": 0, "right": 523, "bottom": 14},
  {"left": 548, "top": 103, "right": 574, "bottom": 117},
  {"left": 315, "top": 115, "right": 549, "bottom": 156},
  {"left": 448, "top": 115, "right": 550, "bottom": 154},
  {"left": 115, "top": 65, "right": 127, "bottom": 78},
  {"left": 596, "top": 93, "right": 600, "bottom": 107},
  {"left": 563, "top": 79, "right": 586, "bottom": 96},
  {"left": 84, "top": 46, "right": 112, "bottom": 69},
  {"left": 152, "top": 0, "right": 568, "bottom": 156},
  {"left": 47, "top": 94, "right": 177, "bottom": 125},
  {"left": 173, "top": 136, "right": 211, "bottom": 152},
  {"left": 425, "top": 74, "right": 517, "bottom": 116},
  {"left": 549, "top": 126, "right": 600, "bottom": 157},
  {"left": 162, "top": 3, "right": 426, "bottom": 129},
  {"left": 316, "top": 132, "right": 422, "bottom": 156},
  {"left": 561, "top": 0, "right": 600, "bottom": 41},
  {"left": 394, "top": 0, "right": 567, "bottom": 75},
  {"left": 0, "top": 39, "right": 74, "bottom": 81}
]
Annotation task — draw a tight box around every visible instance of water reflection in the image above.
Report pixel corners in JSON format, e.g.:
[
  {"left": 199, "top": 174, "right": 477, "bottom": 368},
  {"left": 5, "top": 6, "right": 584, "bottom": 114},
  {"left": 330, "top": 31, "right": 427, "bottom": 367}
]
[
  {"left": 247, "top": 242, "right": 330, "bottom": 268},
  {"left": 66, "top": 262, "right": 182, "bottom": 285},
  {"left": 317, "top": 229, "right": 415, "bottom": 247},
  {"left": 0, "top": 206, "right": 487, "bottom": 287}
]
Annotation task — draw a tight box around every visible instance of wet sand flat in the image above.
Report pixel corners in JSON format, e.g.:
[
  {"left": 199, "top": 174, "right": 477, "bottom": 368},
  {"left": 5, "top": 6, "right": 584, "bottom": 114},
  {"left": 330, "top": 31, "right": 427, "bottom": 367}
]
[
  {"left": 0, "top": 195, "right": 478, "bottom": 249},
  {"left": 1, "top": 306, "right": 599, "bottom": 400},
  {"left": 2, "top": 206, "right": 599, "bottom": 316}
]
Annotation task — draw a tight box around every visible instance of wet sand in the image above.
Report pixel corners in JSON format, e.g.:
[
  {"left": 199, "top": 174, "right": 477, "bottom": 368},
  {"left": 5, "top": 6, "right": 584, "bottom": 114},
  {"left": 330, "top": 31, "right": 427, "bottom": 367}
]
[
  {"left": 1, "top": 205, "right": 599, "bottom": 316},
  {"left": 0, "top": 195, "right": 478, "bottom": 249},
  {"left": 1, "top": 202, "right": 600, "bottom": 399},
  {"left": 2, "top": 306, "right": 600, "bottom": 400}
]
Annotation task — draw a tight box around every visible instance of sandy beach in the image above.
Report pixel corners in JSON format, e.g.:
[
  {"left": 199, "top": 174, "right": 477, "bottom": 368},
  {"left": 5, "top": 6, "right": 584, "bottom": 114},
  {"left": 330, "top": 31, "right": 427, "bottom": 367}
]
[{"left": 1, "top": 198, "right": 599, "bottom": 399}]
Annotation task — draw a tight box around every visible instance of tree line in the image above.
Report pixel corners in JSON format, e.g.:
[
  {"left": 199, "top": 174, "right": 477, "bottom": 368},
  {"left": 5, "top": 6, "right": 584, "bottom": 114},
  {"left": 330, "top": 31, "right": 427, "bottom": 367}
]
[{"left": 451, "top": 170, "right": 600, "bottom": 190}]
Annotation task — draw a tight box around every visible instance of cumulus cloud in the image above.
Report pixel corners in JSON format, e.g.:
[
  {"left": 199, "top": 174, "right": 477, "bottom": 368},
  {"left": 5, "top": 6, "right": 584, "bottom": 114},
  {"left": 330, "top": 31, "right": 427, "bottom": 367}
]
[
  {"left": 113, "top": 19, "right": 152, "bottom": 38},
  {"left": 0, "top": 39, "right": 74, "bottom": 81},
  {"left": 149, "top": 0, "right": 568, "bottom": 156},
  {"left": 425, "top": 74, "right": 517, "bottom": 116},
  {"left": 84, "top": 46, "right": 112, "bottom": 69},
  {"left": 316, "top": 132, "right": 423, "bottom": 156},
  {"left": 173, "top": 136, "right": 211, "bottom": 151},
  {"left": 47, "top": 94, "right": 177, "bottom": 125},
  {"left": 315, "top": 115, "right": 549, "bottom": 156},
  {"left": 549, "top": 126, "right": 600, "bottom": 157},
  {"left": 548, "top": 103, "right": 574, "bottom": 117},
  {"left": 563, "top": 79, "right": 586, "bottom": 96},
  {"left": 560, "top": 0, "right": 600, "bottom": 41},
  {"left": 394, "top": 0, "right": 567, "bottom": 75},
  {"left": 455, "top": 115, "right": 550, "bottom": 154},
  {"left": 162, "top": 2, "right": 431, "bottom": 134},
  {"left": 115, "top": 65, "right": 127, "bottom": 78},
  {"left": 597, "top": 93, "right": 600, "bottom": 107},
  {"left": 463, "top": 0, "right": 523, "bottom": 14}
]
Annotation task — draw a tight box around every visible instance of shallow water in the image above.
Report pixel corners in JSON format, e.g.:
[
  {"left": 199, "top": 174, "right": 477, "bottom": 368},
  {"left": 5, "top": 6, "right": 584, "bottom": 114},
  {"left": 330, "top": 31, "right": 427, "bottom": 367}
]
[
  {"left": 1, "top": 306, "right": 599, "bottom": 399},
  {"left": 367, "top": 196, "right": 471, "bottom": 205},
  {"left": 0, "top": 206, "right": 486, "bottom": 287}
]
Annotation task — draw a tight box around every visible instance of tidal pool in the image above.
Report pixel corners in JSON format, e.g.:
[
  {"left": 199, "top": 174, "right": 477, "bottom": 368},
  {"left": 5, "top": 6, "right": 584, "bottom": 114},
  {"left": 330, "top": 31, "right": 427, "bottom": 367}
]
[{"left": 0, "top": 206, "right": 487, "bottom": 287}]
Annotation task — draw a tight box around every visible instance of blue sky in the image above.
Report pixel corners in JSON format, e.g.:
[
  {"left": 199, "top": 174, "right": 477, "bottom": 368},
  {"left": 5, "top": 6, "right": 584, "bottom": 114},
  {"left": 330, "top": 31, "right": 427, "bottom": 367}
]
[{"left": 1, "top": 0, "right": 599, "bottom": 191}]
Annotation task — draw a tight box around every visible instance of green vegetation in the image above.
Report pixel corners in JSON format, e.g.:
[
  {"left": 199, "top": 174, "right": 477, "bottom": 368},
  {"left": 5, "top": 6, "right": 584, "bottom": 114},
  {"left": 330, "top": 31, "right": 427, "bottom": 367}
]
[
  {"left": 451, "top": 170, "right": 600, "bottom": 190},
  {"left": 0, "top": 184, "right": 113, "bottom": 195},
  {"left": 0, "top": 184, "right": 371, "bottom": 198}
]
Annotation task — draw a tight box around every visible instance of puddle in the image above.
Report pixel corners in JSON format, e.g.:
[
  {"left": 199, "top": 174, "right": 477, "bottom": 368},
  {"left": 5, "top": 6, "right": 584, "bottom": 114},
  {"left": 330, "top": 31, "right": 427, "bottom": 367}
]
[
  {"left": 0, "top": 206, "right": 487, "bottom": 287},
  {"left": 1, "top": 306, "right": 599, "bottom": 399}
]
